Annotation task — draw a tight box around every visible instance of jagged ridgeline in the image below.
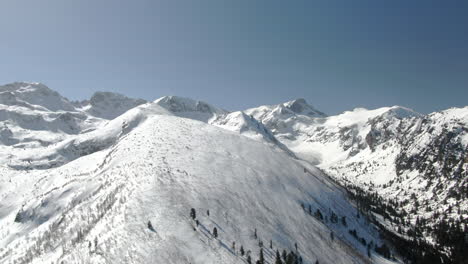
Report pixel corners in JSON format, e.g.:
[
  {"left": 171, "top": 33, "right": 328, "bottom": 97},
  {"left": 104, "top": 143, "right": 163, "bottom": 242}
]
[{"left": 0, "top": 82, "right": 466, "bottom": 264}]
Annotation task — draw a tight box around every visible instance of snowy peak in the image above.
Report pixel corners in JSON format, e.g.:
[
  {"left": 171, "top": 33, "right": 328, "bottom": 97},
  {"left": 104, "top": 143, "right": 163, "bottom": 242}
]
[
  {"left": 154, "top": 95, "right": 227, "bottom": 122},
  {"left": 382, "top": 106, "right": 422, "bottom": 119},
  {"left": 333, "top": 106, "right": 421, "bottom": 127},
  {"left": 84, "top": 91, "right": 147, "bottom": 119},
  {"left": 212, "top": 111, "right": 278, "bottom": 144},
  {"left": 283, "top": 98, "right": 326, "bottom": 117},
  {"left": 0, "top": 82, "right": 75, "bottom": 111}
]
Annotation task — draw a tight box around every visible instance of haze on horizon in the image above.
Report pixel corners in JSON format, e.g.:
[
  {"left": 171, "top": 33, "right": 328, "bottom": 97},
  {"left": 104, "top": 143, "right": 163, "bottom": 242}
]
[{"left": 1, "top": 0, "right": 467, "bottom": 115}]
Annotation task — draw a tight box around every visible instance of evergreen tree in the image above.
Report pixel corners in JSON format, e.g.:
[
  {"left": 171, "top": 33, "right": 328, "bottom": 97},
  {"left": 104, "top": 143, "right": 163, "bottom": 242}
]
[
  {"left": 294, "top": 242, "right": 298, "bottom": 252},
  {"left": 247, "top": 255, "right": 252, "bottom": 264},
  {"left": 240, "top": 246, "right": 245, "bottom": 256},
  {"left": 232, "top": 241, "right": 236, "bottom": 251},
  {"left": 190, "top": 208, "right": 196, "bottom": 220},
  {"left": 14, "top": 210, "right": 23, "bottom": 223},
  {"left": 282, "top": 249, "right": 287, "bottom": 262},
  {"left": 275, "top": 249, "right": 283, "bottom": 264},
  {"left": 213, "top": 227, "right": 218, "bottom": 238},
  {"left": 270, "top": 239, "right": 273, "bottom": 249},
  {"left": 207, "top": 209, "right": 210, "bottom": 216},
  {"left": 254, "top": 228, "right": 257, "bottom": 239},
  {"left": 259, "top": 248, "right": 265, "bottom": 264},
  {"left": 314, "top": 209, "right": 323, "bottom": 220},
  {"left": 285, "top": 251, "right": 297, "bottom": 264},
  {"left": 147, "top": 220, "right": 154, "bottom": 231}
]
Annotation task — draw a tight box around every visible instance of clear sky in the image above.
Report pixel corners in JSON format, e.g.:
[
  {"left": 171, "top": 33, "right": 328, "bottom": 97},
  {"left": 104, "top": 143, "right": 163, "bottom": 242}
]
[{"left": 1, "top": 0, "right": 467, "bottom": 114}]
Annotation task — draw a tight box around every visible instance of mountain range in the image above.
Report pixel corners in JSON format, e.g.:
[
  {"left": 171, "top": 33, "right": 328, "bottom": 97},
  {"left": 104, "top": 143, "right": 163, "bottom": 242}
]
[{"left": 0, "top": 82, "right": 466, "bottom": 264}]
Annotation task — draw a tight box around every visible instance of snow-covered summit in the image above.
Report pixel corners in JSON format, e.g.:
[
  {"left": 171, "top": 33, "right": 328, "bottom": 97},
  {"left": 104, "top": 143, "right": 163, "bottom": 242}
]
[
  {"left": 83, "top": 91, "right": 147, "bottom": 119},
  {"left": 154, "top": 95, "right": 227, "bottom": 122},
  {"left": 210, "top": 111, "right": 294, "bottom": 155},
  {"left": 245, "top": 98, "right": 326, "bottom": 123},
  {"left": 0, "top": 82, "right": 75, "bottom": 111},
  {"left": 283, "top": 98, "right": 327, "bottom": 117}
]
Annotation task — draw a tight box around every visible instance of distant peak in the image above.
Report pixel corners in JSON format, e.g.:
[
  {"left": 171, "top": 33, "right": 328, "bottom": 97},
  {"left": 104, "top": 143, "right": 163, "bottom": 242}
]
[
  {"left": 384, "top": 106, "right": 422, "bottom": 119},
  {"left": 286, "top": 98, "right": 307, "bottom": 105},
  {"left": 1, "top": 81, "right": 50, "bottom": 91},
  {"left": 90, "top": 91, "right": 146, "bottom": 104},
  {"left": 154, "top": 95, "right": 225, "bottom": 114},
  {"left": 282, "top": 98, "right": 326, "bottom": 117}
]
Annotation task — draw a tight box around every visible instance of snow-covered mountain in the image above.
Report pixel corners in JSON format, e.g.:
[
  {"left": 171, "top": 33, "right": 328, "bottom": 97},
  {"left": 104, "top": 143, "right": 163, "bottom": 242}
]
[
  {"left": 0, "top": 83, "right": 394, "bottom": 264},
  {"left": 247, "top": 100, "right": 468, "bottom": 263},
  {"left": 80, "top": 91, "right": 147, "bottom": 120},
  {"left": 0, "top": 82, "right": 466, "bottom": 263}
]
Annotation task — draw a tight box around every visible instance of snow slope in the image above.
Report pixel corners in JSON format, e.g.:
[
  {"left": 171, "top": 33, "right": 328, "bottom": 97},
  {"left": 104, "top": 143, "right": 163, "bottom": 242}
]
[
  {"left": 0, "top": 89, "right": 394, "bottom": 264},
  {"left": 247, "top": 100, "right": 468, "bottom": 261}
]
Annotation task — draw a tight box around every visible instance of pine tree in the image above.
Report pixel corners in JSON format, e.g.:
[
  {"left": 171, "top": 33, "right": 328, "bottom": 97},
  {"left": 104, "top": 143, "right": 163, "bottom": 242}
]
[
  {"left": 247, "top": 255, "right": 252, "bottom": 264},
  {"left": 190, "top": 208, "right": 196, "bottom": 220},
  {"left": 259, "top": 248, "right": 265, "bottom": 264},
  {"left": 232, "top": 241, "right": 236, "bottom": 251},
  {"left": 14, "top": 210, "right": 23, "bottom": 223},
  {"left": 275, "top": 249, "right": 283, "bottom": 264},
  {"left": 285, "top": 251, "right": 296, "bottom": 264},
  {"left": 254, "top": 228, "right": 257, "bottom": 239},
  {"left": 207, "top": 209, "right": 210, "bottom": 216},
  {"left": 294, "top": 242, "right": 298, "bottom": 252},
  {"left": 270, "top": 239, "right": 273, "bottom": 249},
  {"left": 213, "top": 227, "right": 218, "bottom": 238},
  {"left": 147, "top": 220, "right": 154, "bottom": 231},
  {"left": 282, "top": 249, "right": 287, "bottom": 262},
  {"left": 240, "top": 246, "right": 245, "bottom": 256}
]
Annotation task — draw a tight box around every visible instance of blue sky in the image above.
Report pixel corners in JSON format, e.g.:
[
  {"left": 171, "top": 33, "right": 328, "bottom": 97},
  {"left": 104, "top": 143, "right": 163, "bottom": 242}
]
[{"left": 1, "top": 0, "right": 467, "bottom": 114}]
